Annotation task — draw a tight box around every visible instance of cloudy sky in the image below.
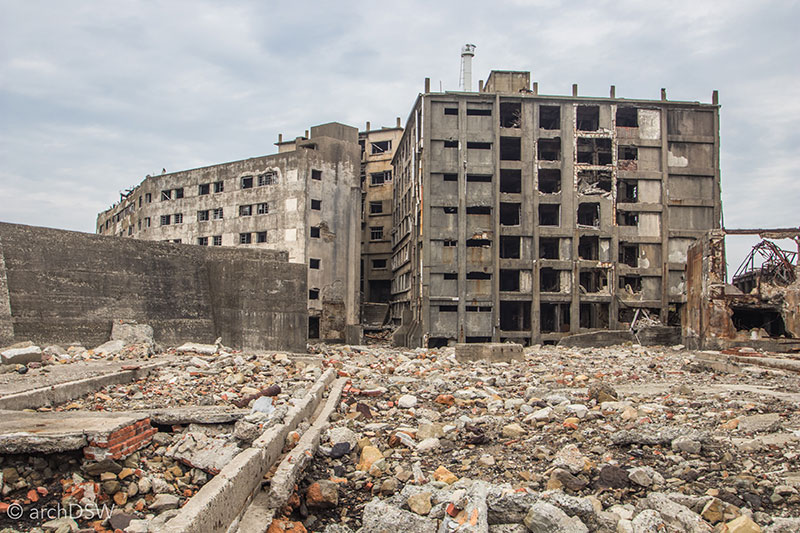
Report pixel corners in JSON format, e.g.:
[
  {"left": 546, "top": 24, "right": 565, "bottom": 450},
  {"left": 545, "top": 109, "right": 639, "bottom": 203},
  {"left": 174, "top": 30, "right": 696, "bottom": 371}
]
[{"left": 1, "top": 0, "right": 798, "bottom": 270}]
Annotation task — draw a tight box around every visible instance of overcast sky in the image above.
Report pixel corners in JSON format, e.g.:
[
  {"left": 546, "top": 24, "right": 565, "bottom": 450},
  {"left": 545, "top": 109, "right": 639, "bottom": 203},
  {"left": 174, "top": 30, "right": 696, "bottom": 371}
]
[{"left": 1, "top": 0, "right": 798, "bottom": 271}]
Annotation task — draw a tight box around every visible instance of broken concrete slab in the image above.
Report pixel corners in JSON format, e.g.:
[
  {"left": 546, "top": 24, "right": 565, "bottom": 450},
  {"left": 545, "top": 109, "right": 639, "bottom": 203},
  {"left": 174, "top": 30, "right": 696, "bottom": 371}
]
[
  {"left": 111, "top": 321, "right": 155, "bottom": 345},
  {"left": 176, "top": 342, "right": 218, "bottom": 355},
  {"left": 1, "top": 344, "right": 42, "bottom": 365},
  {"left": 165, "top": 432, "right": 241, "bottom": 475},
  {"left": 557, "top": 330, "right": 634, "bottom": 348},
  {"left": 146, "top": 406, "right": 249, "bottom": 426},
  {"left": 455, "top": 343, "right": 523, "bottom": 363}
]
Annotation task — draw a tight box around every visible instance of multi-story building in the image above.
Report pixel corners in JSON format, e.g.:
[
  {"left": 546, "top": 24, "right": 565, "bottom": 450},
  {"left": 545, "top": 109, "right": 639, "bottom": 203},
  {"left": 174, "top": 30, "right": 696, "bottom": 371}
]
[
  {"left": 358, "top": 120, "right": 404, "bottom": 310},
  {"left": 96, "top": 122, "right": 362, "bottom": 343},
  {"left": 391, "top": 70, "right": 721, "bottom": 347}
]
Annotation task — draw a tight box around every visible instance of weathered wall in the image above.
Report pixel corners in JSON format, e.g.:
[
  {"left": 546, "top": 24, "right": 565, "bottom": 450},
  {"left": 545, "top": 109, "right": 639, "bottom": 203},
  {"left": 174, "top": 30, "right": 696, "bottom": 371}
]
[
  {"left": 0, "top": 223, "right": 306, "bottom": 352},
  {"left": 0, "top": 236, "right": 13, "bottom": 346}
]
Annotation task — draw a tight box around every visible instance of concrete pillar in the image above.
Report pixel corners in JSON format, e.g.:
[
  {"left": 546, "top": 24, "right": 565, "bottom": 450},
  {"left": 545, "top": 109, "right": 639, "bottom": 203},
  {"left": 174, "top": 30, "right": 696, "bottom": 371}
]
[
  {"left": 278, "top": 133, "right": 283, "bottom": 143},
  {"left": 572, "top": 84, "right": 578, "bottom": 97},
  {"left": 396, "top": 117, "right": 401, "bottom": 128},
  {"left": 425, "top": 77, "right": 431, "bottom": 93},
  {"left": 661, "top": 88, "right": 667, "bottom": 101},
  {"left": 610, "top": 85, "right": 616, "bottom": 98},
  {"left": 712, "top": 90, "right": 719, "bottom": 105},
  {"left": 366, "top": 121, "right": 371, "bottom": 132},
  {"left": 0, "top": 237, "right": 14, "bottom": 346},
  {"left": 304, "top": 130, "right": 309, "bottom": 139},
  {"left": 478, "top": 80, "right": 484, "bottom": 92},
  {"left": 533, "top": 82, "right": 538, "bottom": 95}
]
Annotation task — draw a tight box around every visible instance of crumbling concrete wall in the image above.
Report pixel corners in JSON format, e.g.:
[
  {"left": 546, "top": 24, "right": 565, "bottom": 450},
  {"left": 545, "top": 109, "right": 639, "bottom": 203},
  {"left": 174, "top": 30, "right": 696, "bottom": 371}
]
[
  {"left": 0, "top": 236, "right": 13, "bottom": 347},
  {"left": 0, "top": 222, "right": 306, "bottom": 351}
]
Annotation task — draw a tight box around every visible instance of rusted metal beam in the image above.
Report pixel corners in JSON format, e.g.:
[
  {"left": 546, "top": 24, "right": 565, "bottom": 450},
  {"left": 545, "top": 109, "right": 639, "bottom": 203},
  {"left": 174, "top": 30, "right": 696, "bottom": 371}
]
[{"left": 723, "top": 227, "right": 800, "bottom": 236}]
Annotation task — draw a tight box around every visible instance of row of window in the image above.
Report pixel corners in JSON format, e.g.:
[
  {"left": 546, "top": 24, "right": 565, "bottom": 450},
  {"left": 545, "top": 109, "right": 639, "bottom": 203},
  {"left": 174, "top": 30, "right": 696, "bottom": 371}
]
[
  {"left": 440, "top": 104, "right": 639, "bottom": 130},
  {"left": 199, "top": 181, "right": 225, "bottom": 195}
]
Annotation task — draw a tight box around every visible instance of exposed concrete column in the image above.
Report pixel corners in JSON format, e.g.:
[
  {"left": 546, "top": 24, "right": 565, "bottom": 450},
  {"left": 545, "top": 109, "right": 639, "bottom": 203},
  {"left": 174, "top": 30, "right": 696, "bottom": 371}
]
[
  {"left": 346, "top": 185, "right": 361, "bottom": 329},
  {"left": 0, "top": 236, "right": 14, "bottom": 346}
]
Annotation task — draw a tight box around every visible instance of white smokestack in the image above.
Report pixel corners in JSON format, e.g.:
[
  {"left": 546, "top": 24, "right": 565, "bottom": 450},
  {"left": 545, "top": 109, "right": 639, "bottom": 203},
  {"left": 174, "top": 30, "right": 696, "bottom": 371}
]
[{"left": 460, "top": 44, "right": 476, "bottom": 91}]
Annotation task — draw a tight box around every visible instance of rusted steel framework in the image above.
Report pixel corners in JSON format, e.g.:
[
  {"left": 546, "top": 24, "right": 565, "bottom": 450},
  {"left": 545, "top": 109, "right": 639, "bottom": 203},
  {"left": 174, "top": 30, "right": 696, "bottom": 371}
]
[{"left": 732, "top": 240, "right": 797, "bottom": 287}]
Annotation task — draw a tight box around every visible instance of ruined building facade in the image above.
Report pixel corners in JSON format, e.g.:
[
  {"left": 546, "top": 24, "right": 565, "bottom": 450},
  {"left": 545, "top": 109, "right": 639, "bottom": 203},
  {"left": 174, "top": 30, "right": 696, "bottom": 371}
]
[
  {"left": 96, "top": 123, "right": 361, "bottom": 343},
  {"left": 392, "top": 71, "right": 721, "bottom": 347}
]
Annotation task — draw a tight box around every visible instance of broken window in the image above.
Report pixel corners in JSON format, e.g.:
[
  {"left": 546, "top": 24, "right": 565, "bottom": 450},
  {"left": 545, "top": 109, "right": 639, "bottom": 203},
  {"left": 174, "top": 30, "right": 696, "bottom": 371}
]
[
  {"left": 214, "top": 181, "right": 224, "bottom": 193},
  {"left": 619, "top": 243, "right": 639, "bottom": 267},
  {"left": 500, "top": 137, "right": 521, "bottom": 160},
  {"left": 577, "top": 203, "right": 600, "bottom": 227},
  {"left": 466, "top": 206, "right": 491, "bottom": 215},
  {"left": 500, "top": 236, "right": 521, "bottom": 259},
  {"left": 309, "top": 288, "right": 320, "bottom": 300},
  {"left": 537, "top": 138, "right": 561, "bottom": 160},
  {"left": 145, "top": 193, "right": 152, "bottom": 203},
  {"left": 443, "top": 173, "right": 458, "bottom": 182},
  {"left": 372, "top": 259, "right": 387, "bottom": 269},
  {"left": 731, "top": 307, "right": 788, "bottom": 338},
  {"left": 239, "top": 232, "right": 252, "bottom": 244},
  {"left": 444, "top": 140, "right": 459, "bottom": 148},
  {"left": 467, "top": 141, "right": 492, "bottom": 150},
  {"left": 161, "top": 190, "right": 172, "bottom": 201},
  {"left": 197, "top": 237, "right": 208, "bottom": 246},
  {"left": 466, "top": 174, "right": 492, "bottom": 182},
  {"left": 258, "top": 172, "right": 276, "bottom": 186},
  {"left": 500, "top": 301, "right": 531, "bottom": 331},
  {"left": 500, "top": 169, "right": 521, "bottom": 193},
  {"left": 370, "top": 201, "right": 383, "bottom": 214},
  {"left": 539, "top": 106, "right": 560, "bottom": 130},
  {"left": 616, "top": 107, "right": 638, "bottom": 127},
  {"left": 310, "top": 226, "right": 320, "bottom": 238},
  {"left": 443, "top": 239, "right": 457, "bottom": 247},
  {"left": 443, "top": 272, "right": 457, "bottom": 280},
  {"left": 576, "top": 105, "right": 600, "bottom": 131},
  {"left": 175, "top": 188, "right": 184, "bottom": 199},
  {"left": 370, "top": 226, "right": 384, "bottom": 240},
  {"left": 212, "top": 235, "right": 222, "bottom": 246},
  {"left": 540, "top": 303, "right": 570, "bottom": 333},
  {"left": 580, "top": 303, "right": 610, "bottom": 328},
  {"left": 466, "top": 271, "right": 491, "bottom": 280},
  {"left": 617, "top": 212, "right": 638, "bottom": 226},
  {"left": 240, "top": 205, "right": 253, "bottom": 216},
  {"left": 212, "top": 207, "right": 224, "bottom": 220},
  {"left": 576, "top": 138, "right": 612, "bottom": 165},
  {"left": 499, "top": 269, "right": 520, "bottom": 291},
  {"left": 309, "top": 258, "right": 321, "bottom": 269},
  {"left": 371, "top": 171, "right": 390, "bottom": 186},
  {"left": 311, "top": 169, "right": 322, "bottom": 181},
  {"left": 576, "top": 171, "right": 611, "bottom": 196},
  {"left": 241, "top": 176, "right": 253, "bottom": 189},
  {"left": 199, "top": 183, "right": 210, "bottom": 195},
  {"left": 439, "top": 305, "right": 458, "bottom": 312},
  {"left": 144, "top": 217, "right": 151, "bottom": 227},
  {"left": 539, "top": 204, "right": 559, "bottom": 226},
  {"left": 308, "top": 316, "right": 320, "bottom": 339},
  {"left": 467, "top": 108, "right": 492, "bottom": 116},
  {"left": 578, "top": 236, "right": 599, "bottom": 260},
  {"left": 618, "top": 146, "right": 638, "bottom": 160},
  {"left": 538, "top": 169, "right": 561, "bottom": 193},
  {"left": 443, "top": 206, "right": 458, "bottom": 214},
  {"left": 173, "top": 213, "right": 183, "bottom": 224},
  {"left": 257, "top": 202, "right": 269, "bottom": 214},
  {"left": 619, "top": 275, "right": 642, "bottom": 293},
  {"left": 500, "top": 102, "right": 521, "bottom": 128},
  {"left": 371, "top": 140, "right": 391, "bottom": 154},
  {"left": 539, "top": 237, "right": 559, "bottom": 259},
  {"left": 160, "top": 215, "right": 171, "bottom": 226},
  {"left": 257, "top": 231, "right": 267, "bottom": 243},
  {"left": 617, "top": 180, "right": 638, "bottom": 203},
  {"left": 311, "top": 199, "right": 322, "bottom": 210},
  {"left": 579, "top": 269, "right": 608, "bottom": 293},
  {"left": 466, "top": 238, "right": 491, "bottom": 247},
  {"left": 444, "top": 107, "right": 458, "bottom": 116},
  {"left": 540, "top": 268, "right": 560, "bottom": 292},
  {"left": 500, "top": 202, "right": 521, "bottom": 226}
]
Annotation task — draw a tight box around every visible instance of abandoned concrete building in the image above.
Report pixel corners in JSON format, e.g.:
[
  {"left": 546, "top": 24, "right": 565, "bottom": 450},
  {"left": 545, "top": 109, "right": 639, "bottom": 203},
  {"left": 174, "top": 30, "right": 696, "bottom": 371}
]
[
  {"left": 96, "top": 122, "right": 361, "bottom": 342},
  {"left": 358, "top": 120, "right": 404, "bottom": 326},
  {"left": 391, "top": 70, "right": 722, "bottom": 347}
]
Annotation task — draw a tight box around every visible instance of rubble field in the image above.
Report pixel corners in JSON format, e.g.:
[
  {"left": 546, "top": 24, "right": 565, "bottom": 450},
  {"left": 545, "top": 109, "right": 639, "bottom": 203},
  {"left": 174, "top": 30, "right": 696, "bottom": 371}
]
[{"left": 281, "top": 342, "right": 800, "bottom": 533}]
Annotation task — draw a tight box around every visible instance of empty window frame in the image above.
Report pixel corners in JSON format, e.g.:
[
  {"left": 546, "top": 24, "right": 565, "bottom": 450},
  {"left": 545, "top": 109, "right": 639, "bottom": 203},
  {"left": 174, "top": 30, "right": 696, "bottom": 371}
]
[
  {"left": 577, "top": 203, "right": 600, "bottom": 227},
  {"left": 309, "top": 258, "right": 321, "bottom": 269},
  {"left": 580, "top": 269, "right": 608, "bottom": 293},
  {"left": 174, "top": 188, "right": 184, "bottom": 199},
  {"left": 310, "top": 226, "right": 320, "bottom": 238},
  {"left": 173, "top": 213, "right": 183, "bottom": 224},
  {"left": 308, "top": 316, "right": 320, "bottom": 339},
  {"left": 371, "top": 140, "right": 392, "bottom": 154},
  {"left": 145, "top": 193, "right": 152, "bottom": 203},
  {"left": 309, "top": 288, "right": 320, "bottom": 300},
  {"left": 212, "top": 235, "right": 222, "bottom": 246},
  {"left": 144, "top": 217, "right": 151, "bottom": 227},
  {"left": 311, "top": 169, "right": 322, "bottom": 181},
  {"left": 442, "top": 206, "right": 458, "bottom": 214},
  {"left": 539, "top": 204, "right": 560, "bottom": 226},
  {"left": 160, "top": 214, "right": 171, "bottom": 226},
  {"left": 619, "top": 275, "right": 642, "bottom": 293},
  {"left": 540, "top": 267, "right": 561, "bottom": 292},
  {"left": 500, "top": 102, "right": 521, "bottom": 128},
  {"left": 539, "top": 106, "right": 560, "bottom": 130},
  {"left": 372, "top": 259, "right": 387, "bottom": 269},
  {"left": 442, "top": 173, "right": 458, "bottom": 182},
  {"left": 444, "top": 140, "right": 459, "bottom": 148},
  {"left": 537, "top": 138, "right": 561, "bottom": 161},
  {"left": 499, "top": 202, "right": 521, "bottom": 226},
  {"left": 311, "top": 199, "right": 322, "bottom": 210},
  {"left": 500, "top": 169, "right": 521, "bottom": 193},
  {"left": 443, "top": 272, "right": 457, "bottom": 280},
  {"left": 499, "top": 269, "right": 520, "bottom": 291},
  {"left": 256, "top": 231, "right": 267, "bottom": 243},
  {"left": 616, "top": 107, "right": 638, "bottom": 127},
  {"left": 370, "top": 226, "right": 384, "bottom": 240},
  {"left": 500, "top": 236, "right": 521, "bottom": 258},
  {"left": 578, "top": 236, "right": 599, "bottom": 260},
  {"left": 577, "top": 138, "right": 612, "bottom": 165},
  {"left": 439, "top": 305, "right": 458, "bottom": 312},
  {"left": 214, "top": 181, "right": 224, "bottom": 193},
  {"left": 541, "top": 303, "right": 570, "bottom": 333},
  {"left": 617, "top": 180, "right": 638, "bottom": 202},
  {"left": 239, "top": 232, "right": 252, "bottom": 244},
  {"left": 161, "top": 190, "right": 172, "bottom": 201},
  {"left": 618, "top": 145, "right": 638, "bottom": 160},
  {"left": 617, "top": 211, "right": 639, "bottom": 226},
  {"left": 257, "top": 202, "right": 269, "bottom": 214},
  {"left": 466, "top": 141, "right": 492, "bottom": 150},
  {"left": 576, "top": 105, "right": 600, "bottom": 131},
  {"left": 199, "top": 183, "right": 210, "bottom": 195},
  {"left": 577, "top": 170, "right": 612, "bottom": 193},
  {"left": 240, "top": 205, "right": 253, "bottom": 216},
  {"left": 500, "top": 137, "right": 521, "bottom": 161},
  {"left": 466, "top": 174, "right": 492, "bottom": 182},
  {"left": 443, "top": 107, "right": 458, "bottom": 116},
  {"left": 466, "top": 238, "right": 491, "bottom": 247},
  {"left": 466, "top": 107, "right": 492, "bottom": 116},
  {"left": 619, "top": 243, "right": 639, "bottom": 267},
  {"left": 538, "top": 169, "right": 561, "bottom": 193},
  {"left": 370, "top": 171, "right": 391, "bottom": 185},
  {"left": 466, "top": 271, "right": 491, "bottom": 280},
  {"left": 241, "top": 176, "right": 254, "bottom": 189},
  {"left": 258, "top": 172, "right": 276, "bottom": 186},
  {"left": 580, "top": 302, "right": 610, "bottom": 329},
  {"left": 443, "top": 239, "right": 457, "bottom": 247},
  {"left": 500, "top": 301, "right": 531, "bottom": 331},
  {"left": 370, "top": 201, "right": 383, "bottom": 214},
  {"left": 197, "top": 236, "right": 209, "bottom": 246},
  {"left": 212, "top": 207, "right": 224, "bottom": 220},
  {"left": 466, "top": 206, "right": 491, "bottom": 215},
  {"left": 539, "top": 237, "right": 559, "bottom": 259}
]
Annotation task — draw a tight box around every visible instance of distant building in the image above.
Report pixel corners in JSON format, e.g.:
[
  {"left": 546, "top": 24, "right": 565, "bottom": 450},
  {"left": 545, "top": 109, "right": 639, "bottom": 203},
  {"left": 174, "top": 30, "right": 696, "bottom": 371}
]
[
  {"left": 96, "top": 122, "right": 362, "bottom": 343},
  {"left": 391, "top": 71, "right": 721, "bottom": 347}
]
